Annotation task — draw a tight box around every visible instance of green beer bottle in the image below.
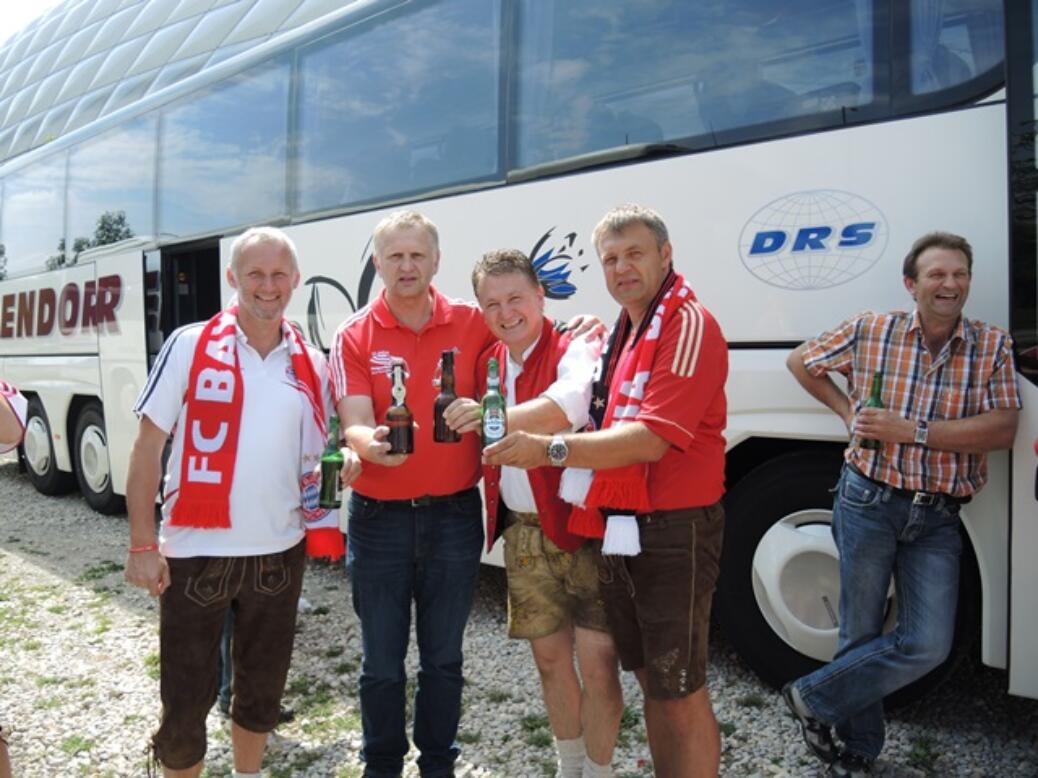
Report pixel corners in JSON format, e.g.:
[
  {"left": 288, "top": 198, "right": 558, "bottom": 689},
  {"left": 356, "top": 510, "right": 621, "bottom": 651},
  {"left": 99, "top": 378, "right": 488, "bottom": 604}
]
[
  {"left": 481, "top": 357, "right": 507, "bottom": 448},
  {"left": 859, "top": 371, "right": 883, "bottom": 450},
  {"left": 319, "top": 416, "right": 345, "bottom": 509}
]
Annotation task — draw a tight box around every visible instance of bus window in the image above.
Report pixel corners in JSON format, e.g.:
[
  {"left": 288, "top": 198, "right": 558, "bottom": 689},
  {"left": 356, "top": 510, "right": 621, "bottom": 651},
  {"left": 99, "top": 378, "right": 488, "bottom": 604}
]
[
  {"left": 67, "top": 116, "right": 156, "bottom": 258},
  {"left": 513, "top": 0, "right": 877, "bottom": 169},
  {"left": 158, "top": 58, "right": 289, "bottom": 241},
  {"left": 909, "top": 0, "right": 1004, "bottom": 95},
  {"left": 295, "top": 0, "right": 502, "bottom": 215},
  {"left": 0, "top": 152, "right": 66, "bottom": 277}
]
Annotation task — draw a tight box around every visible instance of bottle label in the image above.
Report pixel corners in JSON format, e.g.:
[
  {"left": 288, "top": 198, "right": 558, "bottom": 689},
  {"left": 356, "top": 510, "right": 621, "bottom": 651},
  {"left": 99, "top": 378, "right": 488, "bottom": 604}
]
[{"left": 483, "top": 409, "right": 506, "bottom": 440}]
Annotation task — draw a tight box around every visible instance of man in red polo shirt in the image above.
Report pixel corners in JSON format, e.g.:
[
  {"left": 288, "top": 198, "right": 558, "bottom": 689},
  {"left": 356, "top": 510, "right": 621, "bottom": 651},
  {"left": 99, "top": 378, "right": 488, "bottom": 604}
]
[
  {"left": 331, "top": 210, "right": 496, "bottom": 778},
  {"left": 485, "top": 204, "right": 728, "bottom": 778}
]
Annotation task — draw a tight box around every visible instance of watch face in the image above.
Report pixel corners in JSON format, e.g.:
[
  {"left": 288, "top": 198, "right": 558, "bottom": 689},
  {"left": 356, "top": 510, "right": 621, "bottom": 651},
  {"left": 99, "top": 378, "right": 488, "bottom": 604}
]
[{"left": 548, "top": 440, "right": 568, "bottom": 464}]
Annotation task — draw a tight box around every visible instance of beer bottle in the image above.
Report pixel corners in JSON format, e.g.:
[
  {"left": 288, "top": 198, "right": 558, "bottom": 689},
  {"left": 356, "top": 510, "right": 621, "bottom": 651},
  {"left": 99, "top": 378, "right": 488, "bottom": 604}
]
[
  {"left": 481, "top": 357, "right": 507, "bottom": 448},
  {"left": 319, "top": 415, "right": 345, "bottom": 509},
  {"left": 385, "top": 358, "right": 414, "bottom": 454},
  {"left": 433, "top": 349, "right": 461, "bottom": 443},
  {"left": 859, "top": 371, "right": 883, "bottom": 450}
]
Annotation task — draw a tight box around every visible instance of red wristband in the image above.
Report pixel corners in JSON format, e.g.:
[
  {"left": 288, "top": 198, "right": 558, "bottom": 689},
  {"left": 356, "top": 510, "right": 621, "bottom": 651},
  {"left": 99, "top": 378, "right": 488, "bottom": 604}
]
[{"left": 128, "top": 543, "right": 159, "bottom": 553}]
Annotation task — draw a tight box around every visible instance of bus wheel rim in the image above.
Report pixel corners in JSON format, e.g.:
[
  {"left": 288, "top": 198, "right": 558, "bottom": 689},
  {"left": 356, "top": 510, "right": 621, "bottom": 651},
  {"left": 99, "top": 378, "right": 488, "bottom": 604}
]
[
  {"left": 78, "top": 425, "right": 110, "bottom": 493},
  {"left": 23, "top": 417, "right": 51, "bottom": 475}
]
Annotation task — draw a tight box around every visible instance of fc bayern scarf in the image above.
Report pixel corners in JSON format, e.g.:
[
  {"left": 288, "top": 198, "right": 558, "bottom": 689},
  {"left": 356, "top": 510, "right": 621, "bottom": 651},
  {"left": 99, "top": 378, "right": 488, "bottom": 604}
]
[
  {"left": 170, "top": 307, "right": 344, "bottom": 560},
  {"left": 564, "top": 270, "right": 693, "bottom": 543},
  {"left": 0, "top": 381, "right": 27, "bottom": 454}
]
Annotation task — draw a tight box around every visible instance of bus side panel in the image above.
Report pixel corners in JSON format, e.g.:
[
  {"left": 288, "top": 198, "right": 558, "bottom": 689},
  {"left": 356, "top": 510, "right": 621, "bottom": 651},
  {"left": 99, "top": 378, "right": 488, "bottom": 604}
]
[
  {"left": 1, "top": 356, "right": 101, "bottom": 472},
  {"left": 1009, "top": 379, "right": 1038, "bottom": 696},
  {"left": 96, "top": 251, "right": 148, "bottom": 497}
]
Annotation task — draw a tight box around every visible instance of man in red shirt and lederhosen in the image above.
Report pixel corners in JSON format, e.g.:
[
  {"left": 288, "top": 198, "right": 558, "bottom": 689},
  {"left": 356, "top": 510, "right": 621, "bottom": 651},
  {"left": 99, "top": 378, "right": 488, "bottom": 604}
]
[{"left": 485, "top": 204, "right": 729, "bottom": 778}]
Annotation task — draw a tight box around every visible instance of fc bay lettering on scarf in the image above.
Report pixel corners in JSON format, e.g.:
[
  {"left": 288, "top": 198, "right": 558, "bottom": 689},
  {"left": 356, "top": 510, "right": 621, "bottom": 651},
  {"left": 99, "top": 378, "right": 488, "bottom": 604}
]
[{"left": 188, "top": 325, "right": 237, "bottom": 485}]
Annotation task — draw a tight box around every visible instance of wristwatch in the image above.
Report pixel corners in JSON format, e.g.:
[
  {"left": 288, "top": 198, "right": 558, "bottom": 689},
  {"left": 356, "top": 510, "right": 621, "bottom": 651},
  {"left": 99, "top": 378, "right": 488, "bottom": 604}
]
[
  {"left": 547, "top": 435, "right": 569, "bottom": 467},
  {"left": 914, "top": 419, "right": 929, "bottom": 446}
]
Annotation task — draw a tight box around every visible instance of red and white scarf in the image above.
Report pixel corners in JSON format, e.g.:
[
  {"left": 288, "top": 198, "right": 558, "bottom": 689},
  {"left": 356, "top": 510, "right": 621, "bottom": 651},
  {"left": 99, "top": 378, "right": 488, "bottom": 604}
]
[
  {"left": 171, "top": 307, "right": 344, "bottom": 560},
  {"left": 564, "top": 271, "right": 694, "bottom": 542},
  {"left": 0, "top": 381, "right": 27, "bottom": 454}
]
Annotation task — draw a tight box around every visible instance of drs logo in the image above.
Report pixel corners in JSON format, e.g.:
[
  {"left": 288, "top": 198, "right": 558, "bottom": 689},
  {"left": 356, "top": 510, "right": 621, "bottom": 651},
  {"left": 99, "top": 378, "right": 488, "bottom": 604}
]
[{"left": 738, "top": 190, "right": 888, "bottom": 290}]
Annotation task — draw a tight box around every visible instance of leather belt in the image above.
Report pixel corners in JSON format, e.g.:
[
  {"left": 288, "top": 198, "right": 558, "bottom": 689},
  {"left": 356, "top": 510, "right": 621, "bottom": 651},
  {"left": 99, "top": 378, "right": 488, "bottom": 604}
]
[
  {"left": 849, "top": 465, "right": 970, "bottom": 506},
  {"left": 357, "top": 487, "right": 478, "bottom": 509}
]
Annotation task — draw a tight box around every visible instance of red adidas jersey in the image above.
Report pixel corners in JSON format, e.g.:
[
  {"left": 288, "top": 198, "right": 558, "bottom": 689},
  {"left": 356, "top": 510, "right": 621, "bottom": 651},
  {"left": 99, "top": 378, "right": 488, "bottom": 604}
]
[{"left": 331, "top": 287, "right": 496, "bottom": 500}]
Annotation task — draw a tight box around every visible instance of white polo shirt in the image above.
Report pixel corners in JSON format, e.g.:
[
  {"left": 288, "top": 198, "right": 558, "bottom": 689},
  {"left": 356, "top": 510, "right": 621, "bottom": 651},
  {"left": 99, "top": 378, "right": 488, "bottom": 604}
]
[
  {"left": 134, "top": 321, "right": 331, "bottom": 558},
  {"left": 499, "top": 331, "right": 600, "bottom": 513}
]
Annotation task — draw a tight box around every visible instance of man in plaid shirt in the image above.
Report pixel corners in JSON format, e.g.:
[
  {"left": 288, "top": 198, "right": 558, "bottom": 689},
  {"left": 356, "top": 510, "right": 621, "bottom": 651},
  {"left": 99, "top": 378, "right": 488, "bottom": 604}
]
[{"left": 780, "top": 231, "right": 1020, "bottom": 777}]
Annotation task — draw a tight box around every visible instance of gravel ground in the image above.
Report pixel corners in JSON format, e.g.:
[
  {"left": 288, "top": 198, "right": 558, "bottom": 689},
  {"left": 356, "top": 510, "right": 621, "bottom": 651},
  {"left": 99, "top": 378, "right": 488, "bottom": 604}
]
[{"left": 1, "top": 455, "right": 1036, "bottom": 777}]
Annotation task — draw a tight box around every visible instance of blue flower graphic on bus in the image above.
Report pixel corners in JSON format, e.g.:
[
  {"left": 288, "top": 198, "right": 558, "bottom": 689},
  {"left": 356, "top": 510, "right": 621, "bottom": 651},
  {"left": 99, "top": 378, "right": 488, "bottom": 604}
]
[{"left": 529, "top": 228, "right": 583, "bottom": 299}]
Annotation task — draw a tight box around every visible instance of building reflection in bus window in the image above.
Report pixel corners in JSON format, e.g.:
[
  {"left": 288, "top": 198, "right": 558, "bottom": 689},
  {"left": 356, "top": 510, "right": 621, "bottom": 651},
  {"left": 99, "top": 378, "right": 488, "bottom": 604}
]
[
  {"left": 67, "top": 117, "right": 156, "bottom": 259},
  {"left": 0, "top": 153, "right": 66, "bottom": 278},
  {"left": 513, "top": 0, "right": 877, "bottom": 168},
  {"left": 296, "top": 0, "right": 501, "bottom": 214},
  {"left": 909, "top": 0, "right": 1004, "bottom": 95},
  {"left": 159, "top": 59, "right": 289, "bottom": 240}
]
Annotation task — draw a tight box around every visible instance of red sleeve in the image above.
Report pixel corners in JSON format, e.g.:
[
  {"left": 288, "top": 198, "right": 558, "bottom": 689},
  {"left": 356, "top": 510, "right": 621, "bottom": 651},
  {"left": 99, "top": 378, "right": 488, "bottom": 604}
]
[
  {"left": 636, "top": 301, "right": 728, "bottom": 451},
  {"left": 330, "top": 321, "right": 373, "bottom": 403}
]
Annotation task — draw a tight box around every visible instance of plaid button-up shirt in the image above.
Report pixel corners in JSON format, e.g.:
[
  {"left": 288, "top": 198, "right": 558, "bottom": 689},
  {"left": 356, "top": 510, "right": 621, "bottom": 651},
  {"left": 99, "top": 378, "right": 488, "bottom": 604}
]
[{"left": 802, "top": 310, "right": 1020, "bottom": 497}]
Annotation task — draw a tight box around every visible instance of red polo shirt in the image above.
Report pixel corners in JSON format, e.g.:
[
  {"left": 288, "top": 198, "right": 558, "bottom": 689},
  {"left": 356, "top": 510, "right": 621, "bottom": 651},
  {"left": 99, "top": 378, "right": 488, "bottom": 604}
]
[
  {"left": 330, "top": 286, "right": 496, "bottom": 500},
  {"left": 627, "top": 295, "right": 728, "bottom": 509}
]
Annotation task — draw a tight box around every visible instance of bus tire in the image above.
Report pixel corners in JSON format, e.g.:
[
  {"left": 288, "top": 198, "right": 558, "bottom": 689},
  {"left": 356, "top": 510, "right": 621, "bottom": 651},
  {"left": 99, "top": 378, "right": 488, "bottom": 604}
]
[
  {"left": 22, "top": 396, "right": 76, "bottom": 496},
  {"left": 73, "top": 402, "right": 125, "bottom": 515},
  {"left": 716, "top": 449, "right": 976, "bottom": 709}
]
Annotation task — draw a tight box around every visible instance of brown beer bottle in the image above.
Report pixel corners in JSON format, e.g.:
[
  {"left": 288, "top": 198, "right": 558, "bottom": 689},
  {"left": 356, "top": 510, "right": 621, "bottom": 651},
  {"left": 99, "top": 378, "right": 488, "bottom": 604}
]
[
  {"left": 385, "top": 359, "right": 414, "bottom": 454},
  {"left": 433, "top": 350, "right": 461, "bottom": 443}
]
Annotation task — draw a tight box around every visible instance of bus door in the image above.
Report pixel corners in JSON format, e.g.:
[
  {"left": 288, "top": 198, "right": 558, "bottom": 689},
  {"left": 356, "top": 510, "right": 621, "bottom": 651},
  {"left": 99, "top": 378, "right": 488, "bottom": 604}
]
[
  {"left": 157, "top": 240, "right": 222, "bottom": 347},
  {"left": 1005, "top": 0, "right": 1038, "bottom": 699}
]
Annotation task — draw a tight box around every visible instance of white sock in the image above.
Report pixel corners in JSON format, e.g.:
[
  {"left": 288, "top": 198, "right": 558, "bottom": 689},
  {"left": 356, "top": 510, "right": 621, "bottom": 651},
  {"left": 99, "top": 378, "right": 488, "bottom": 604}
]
[
  {"left": 582, "top": 755, "right": 612, "bottom": 778},
  {"left": 557, "top": 735, "right": 585, "bottom": 778},
  {"left": 233, "top": 772, "right": 260, "bottom": 778}
]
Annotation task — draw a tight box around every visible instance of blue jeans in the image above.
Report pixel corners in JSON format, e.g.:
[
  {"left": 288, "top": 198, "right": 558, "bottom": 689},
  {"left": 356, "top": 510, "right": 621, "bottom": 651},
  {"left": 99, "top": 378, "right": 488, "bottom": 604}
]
[
  {"left": 347, "top": 489, "right": 483, "bottom": 778},
  {"left": 795, "top": 465, "right": 962, "bottom": 761}
]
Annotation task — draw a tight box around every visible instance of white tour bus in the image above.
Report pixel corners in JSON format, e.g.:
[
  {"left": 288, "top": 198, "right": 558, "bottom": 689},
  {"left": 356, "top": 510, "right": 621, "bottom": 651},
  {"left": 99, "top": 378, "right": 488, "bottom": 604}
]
[{"left": 0, "top": 0, "right": 1034, "bottom": 703}]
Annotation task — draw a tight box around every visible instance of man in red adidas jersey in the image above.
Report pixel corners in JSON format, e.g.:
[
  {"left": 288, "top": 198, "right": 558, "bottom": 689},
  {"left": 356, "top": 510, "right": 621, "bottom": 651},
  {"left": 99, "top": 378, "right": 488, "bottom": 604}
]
[
  {"left": 781, "top": 232, "right": 1020, "bottom": 778},
  {"left": 485, "top": 204, "right": 729, "bottom": 778},
  {"left": 331, "top": 210, "right": 497, "bottom": 778},
  {"left": 124, "top": 226, "right": 360, "bottom": 778},
  {"left": 461, "top": 249, "right": 623, "bottom": 778}
]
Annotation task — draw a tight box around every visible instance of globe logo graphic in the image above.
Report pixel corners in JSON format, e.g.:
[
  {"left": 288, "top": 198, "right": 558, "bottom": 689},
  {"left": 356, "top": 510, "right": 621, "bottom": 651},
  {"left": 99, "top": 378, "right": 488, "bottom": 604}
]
[{"left": 738, "top": 190, "right": 887, "bottom": 290}]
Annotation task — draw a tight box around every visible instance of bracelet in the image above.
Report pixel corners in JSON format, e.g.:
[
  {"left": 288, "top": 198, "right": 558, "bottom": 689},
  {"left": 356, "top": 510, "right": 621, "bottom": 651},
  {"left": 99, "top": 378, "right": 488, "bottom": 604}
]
[{"left": 128, "top": 543, "right": 159, "bottom": 553}]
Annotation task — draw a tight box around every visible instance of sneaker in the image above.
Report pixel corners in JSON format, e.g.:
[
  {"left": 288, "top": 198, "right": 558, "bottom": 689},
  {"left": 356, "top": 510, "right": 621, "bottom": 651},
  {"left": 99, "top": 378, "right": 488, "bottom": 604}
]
[
  {"left": 781, "top": 681, "right": 837, "bottom": 764},
  {"left": 829, "top": 751, "right": 872, "bottom": 777}
]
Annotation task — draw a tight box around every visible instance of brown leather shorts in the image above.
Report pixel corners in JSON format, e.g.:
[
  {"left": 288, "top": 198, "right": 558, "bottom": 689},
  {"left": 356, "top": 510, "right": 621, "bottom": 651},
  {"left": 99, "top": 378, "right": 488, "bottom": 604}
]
[
  {"left": 596, "top": 502, "right": 724, "bottom": 699},
  {"left": 152, "top": 540, "right": 306, "bottom": 769},
  {"left": 503, "top": 511, "right": 609, "bottom": 640}
]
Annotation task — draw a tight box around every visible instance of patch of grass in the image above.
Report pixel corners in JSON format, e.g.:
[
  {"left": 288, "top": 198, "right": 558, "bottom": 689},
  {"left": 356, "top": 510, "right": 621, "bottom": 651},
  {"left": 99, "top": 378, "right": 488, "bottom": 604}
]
[
  {"left": 620, "top": 704, "right": 641, "bottom": 730},
  {"left": 311, "top": 605, "right": 331, "bottom": 615},
  {"left": 521, "top": 713, "right": 550, "bottom": 732},
  {"left": 736, "top": 693, "right": 766, "bottom": 708},
  {"left": 324, "top": 646, "right": 344, "bottom": 658},
  {"left": 336, "top": 767, "right": 363, "bottom": 778},
  {"left": 46, "top": 604, "right": 67, "bottom": 614},
  {"left": 538, "top": 758, "right": 556, "bottom": 776},
  {"left": 456, "top": 730, "right": 481, "bottom": 744},
  {"left": 60, "top": 735, "right": 95, "bottom": 755},
  {"left": 334, "top": 660, "right": 356, "bottom": 675},
  {"left": 34, "top": 696, "right": 61, "bottom": 710},
  {"left": 94, "top": 615, "right": 112, "bottom": 635},
  {"left": 487, "top": 688, "right": 511, "bottom": 703},
  {"left": 22, "top": 638, "right": 41, "bottom": 651},
  {"left": 144, "top": 652, "right": 160, "bottom": 681},
  {"left": 35, "top": 675, "right": 64, "bottom": 687},
  {"left": 719, "top": 721, "right": 736, "bottom": 737},
  {"left": 908, "top": 735, "right": 938, "bottom": 772},
  {"left": 526, "top": 729, "right": 553, "bottom": 748},
  {"left": 78, "top": 560, "right": 123, "bottom": 581}
]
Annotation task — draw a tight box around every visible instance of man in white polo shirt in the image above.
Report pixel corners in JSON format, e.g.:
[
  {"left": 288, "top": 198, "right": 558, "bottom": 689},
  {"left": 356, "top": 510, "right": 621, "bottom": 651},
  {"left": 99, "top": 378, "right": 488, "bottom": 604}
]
[{"left": 124, "top": 226, "right": 359, "bottom": 778}]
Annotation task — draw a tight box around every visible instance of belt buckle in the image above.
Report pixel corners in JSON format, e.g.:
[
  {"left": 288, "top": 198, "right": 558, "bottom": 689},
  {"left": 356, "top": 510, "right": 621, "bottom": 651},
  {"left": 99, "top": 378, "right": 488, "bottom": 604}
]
[
  {"left": 411, "top": 495, "right": 431, "bottom": 508},
  {"left": 912, "top": 492, "right": 938, "bottom": 506}
]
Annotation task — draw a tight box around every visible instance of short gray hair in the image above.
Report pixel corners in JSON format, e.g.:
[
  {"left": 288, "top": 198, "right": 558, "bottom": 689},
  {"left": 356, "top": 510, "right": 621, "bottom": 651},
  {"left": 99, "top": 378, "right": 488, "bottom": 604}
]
[
  {"left": 372, "top": 210, "right": 440, "bottom": 256},
  {"left": 592, "top": 204, "right": 669, "bottom": 254},
  {"left": 229, "top": 226, "right": 299, "bottom": 275}
]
